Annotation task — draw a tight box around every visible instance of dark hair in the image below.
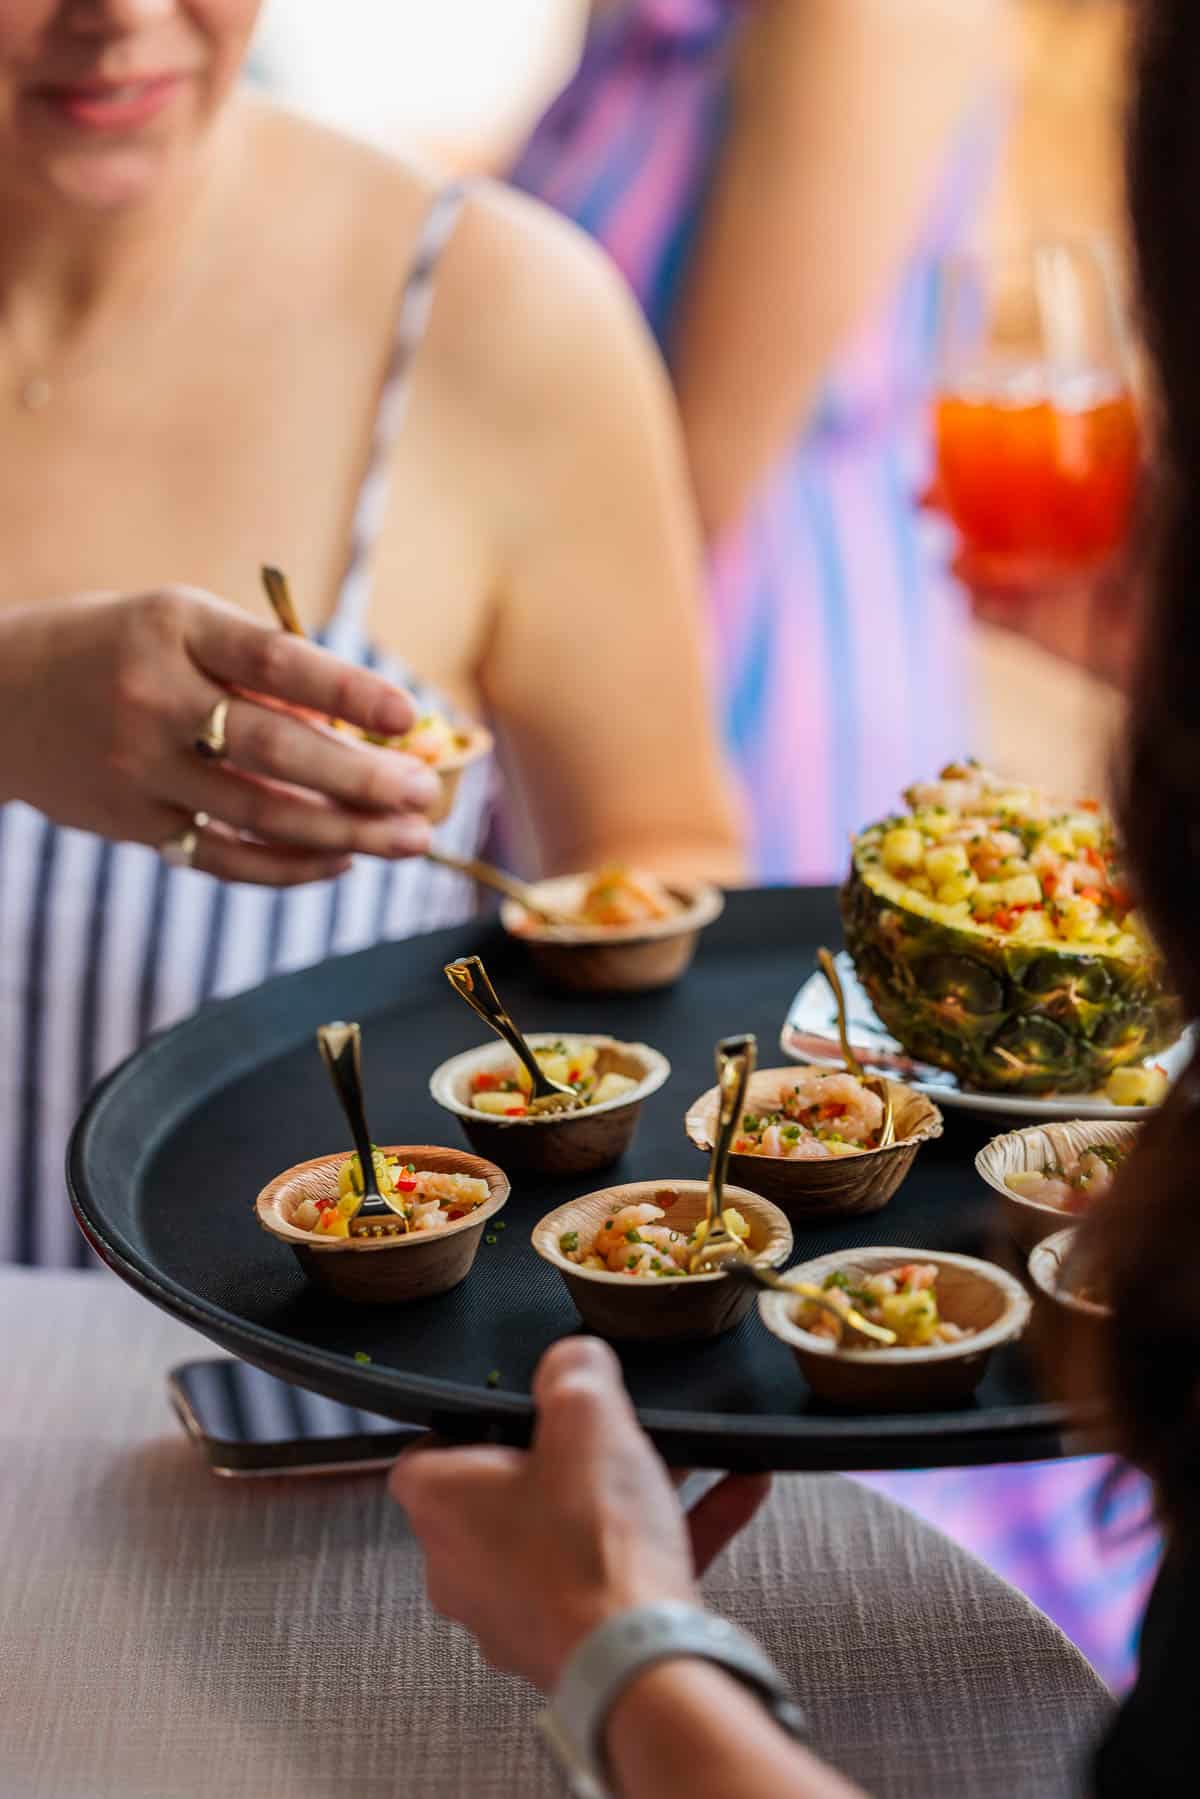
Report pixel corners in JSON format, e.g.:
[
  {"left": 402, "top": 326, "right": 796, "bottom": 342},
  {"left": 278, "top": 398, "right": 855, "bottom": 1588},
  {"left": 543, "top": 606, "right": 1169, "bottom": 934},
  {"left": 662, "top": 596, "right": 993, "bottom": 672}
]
[{"left": 1079, "top": 0, "right": 1200, "bottom": 1533}]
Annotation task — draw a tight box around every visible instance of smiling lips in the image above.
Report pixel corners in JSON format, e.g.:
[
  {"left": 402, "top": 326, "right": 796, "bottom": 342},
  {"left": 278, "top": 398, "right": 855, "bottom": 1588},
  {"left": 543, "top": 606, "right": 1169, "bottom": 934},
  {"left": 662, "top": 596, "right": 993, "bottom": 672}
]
[{"left": 31, "top": 73, "right": 186, "bottom": 132}]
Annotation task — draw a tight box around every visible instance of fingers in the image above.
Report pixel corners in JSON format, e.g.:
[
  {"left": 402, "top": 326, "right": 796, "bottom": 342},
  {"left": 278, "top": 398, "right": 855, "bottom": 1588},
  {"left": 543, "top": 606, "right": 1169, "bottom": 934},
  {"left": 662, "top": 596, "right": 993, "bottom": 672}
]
[
  {"left": 389, "top": 1443, "right": 524, "bottom": 1528},
  {"left": 184, "top": 593, "right": 417, "bottom": 739},
  {"left": 167, "top": 762, "right": 435, "bottom": 860},
  {"left": 214, "top": 697, "right": 443, "bottom": 816},
  {"left": 190, "top": 817, "right": 354, "bottom": 887},
  {"left": 686, "top": 1473, "right": 772, "bottom": 1577},
  {"left": 531, "top": 1337, "right": 644, "bottom": 1469}
]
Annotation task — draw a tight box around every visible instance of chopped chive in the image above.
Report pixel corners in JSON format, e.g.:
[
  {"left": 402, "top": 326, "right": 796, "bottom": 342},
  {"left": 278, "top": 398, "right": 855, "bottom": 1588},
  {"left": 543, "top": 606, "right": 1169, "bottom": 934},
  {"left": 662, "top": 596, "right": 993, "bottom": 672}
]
[
  {"left": 353, "top": 1351, "right": 371, "bottom": 1365},
  {"left": 485, "top": 1370, "right": 501, "bottom": 1388},
  {"left": 559, "top": 1230, "right": 580, "bottom": 1254},
  {"left": 485, "top": 1233, "right": 498, "bottom": 1245}
]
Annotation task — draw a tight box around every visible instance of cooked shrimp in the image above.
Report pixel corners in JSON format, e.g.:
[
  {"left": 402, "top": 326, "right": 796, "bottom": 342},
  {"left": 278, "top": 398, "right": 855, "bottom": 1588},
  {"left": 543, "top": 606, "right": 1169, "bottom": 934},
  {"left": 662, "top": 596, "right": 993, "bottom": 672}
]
[
  {"left": 888, "top": 1263, "right": 938, "bottom": 1291},
  {"left": 638, "top": 1224, "right": 690, "bottom": 1268},
  {"left": 592, "top": 1203, "right": 665, "bottom": 1262},
  {"left": 781, "top": 1072, "right": 883, "bottom": 1146}
]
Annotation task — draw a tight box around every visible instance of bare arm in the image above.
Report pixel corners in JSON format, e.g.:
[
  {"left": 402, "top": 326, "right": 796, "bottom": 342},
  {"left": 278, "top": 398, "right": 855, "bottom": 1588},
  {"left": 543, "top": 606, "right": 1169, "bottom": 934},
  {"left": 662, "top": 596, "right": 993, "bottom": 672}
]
[
  {"left": 608, "top": 1658, "right": 866, "bottom": 1799},
  {"left": 671, "top": 0, "right": 1000, "bottom": 540},
  {"left": 475, "top": 199, "right": 744, "bottom": 883}
]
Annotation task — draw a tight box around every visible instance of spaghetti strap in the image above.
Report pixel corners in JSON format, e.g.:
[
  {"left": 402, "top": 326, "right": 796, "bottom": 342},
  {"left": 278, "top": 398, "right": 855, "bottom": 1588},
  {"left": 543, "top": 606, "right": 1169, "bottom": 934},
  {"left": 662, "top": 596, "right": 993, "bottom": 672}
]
[{"left": 326, "top": 182, "right": 469, "bottom": 651}]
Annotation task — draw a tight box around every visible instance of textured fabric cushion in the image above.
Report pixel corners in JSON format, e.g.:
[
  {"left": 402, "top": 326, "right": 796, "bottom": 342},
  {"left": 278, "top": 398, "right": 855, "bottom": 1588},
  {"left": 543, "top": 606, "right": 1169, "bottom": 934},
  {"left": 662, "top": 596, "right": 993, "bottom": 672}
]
[{"left": 0, "top": 1270, "right": 1112, "bottom": 1797}]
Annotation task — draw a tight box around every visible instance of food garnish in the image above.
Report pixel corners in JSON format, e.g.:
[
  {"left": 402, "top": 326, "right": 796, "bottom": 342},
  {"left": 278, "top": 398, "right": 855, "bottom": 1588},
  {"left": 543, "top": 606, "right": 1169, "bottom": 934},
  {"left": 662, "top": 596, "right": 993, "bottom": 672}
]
[
  {"left": 732, "top": 1070, "right": 883, "bottom": 1160},
  {"left": 469, "top": 1039, "right": 637, "bottom": 1118},
  {"left": 560, "top": 1198, "right": 750, "bottom": 1279},
  {"left": 843, "top": 761, "right": 1179, "bottom": 1094},
  {"left": 291, "top": 1150, "right": 489, "bottom": 1239},
  {"left": 796, "top": 1264, "right": 972, "bottom": 1348}
]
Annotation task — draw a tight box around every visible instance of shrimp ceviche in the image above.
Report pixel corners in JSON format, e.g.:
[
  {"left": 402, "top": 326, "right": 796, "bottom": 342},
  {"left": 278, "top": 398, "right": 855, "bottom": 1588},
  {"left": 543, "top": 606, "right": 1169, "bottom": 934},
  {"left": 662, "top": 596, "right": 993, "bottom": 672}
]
[
  {"left": 733, "top": 1070, "right": 884, "bottom": 1160},
  {"left": 360, "top": 710, "right": 473, "bottom": 766},
  {"left": 469, "top": 1040, "right": 638, "bottom": 1118},
  {"left": 573, "top": 867, "right": 681, "bottom": 929},
  {"left": 292, "top": 1150, "right": 489, "bottom": 1239},
  {"left": 559, "top": 1191, "right": 750, "bottom": 1278},
  {"left": 1007, "top": 1140, "right": 1132, "bottom": 1216},
  {"left": 798, "top": 1263, "right": 973, "bottom": 1348}
]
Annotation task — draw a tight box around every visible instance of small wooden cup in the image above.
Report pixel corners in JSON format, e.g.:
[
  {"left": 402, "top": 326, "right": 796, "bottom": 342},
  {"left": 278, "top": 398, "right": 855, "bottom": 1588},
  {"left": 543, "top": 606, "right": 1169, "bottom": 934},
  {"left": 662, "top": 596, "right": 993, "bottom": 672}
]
[
  {"left": 684, "top": 1068, "right": 942, "bottom": 1221},
  {"left": 426, "top": 725, "right": 493, "bottom": 826},
  {"left": 976, "top": 1120, "right": 1141, "bottom": 1250},
  {"left": 532, "top": 1179, "right": 793, "bottom": 1343},
  {"left": 430, "top": 1033, "right": 670, "bottom": 1177},
  {"left": 255, "top": 1144, "right": 509, "bottom": 1305},
  {"left": 758, "top": 1247, "right": 1031, "bottom": 1411},
  {"left": 1026, "top": 1226, "right": 1113, "bottom": 1417},
  {"left": 500, "top": 875, "right": 724, "bottom": 994}
]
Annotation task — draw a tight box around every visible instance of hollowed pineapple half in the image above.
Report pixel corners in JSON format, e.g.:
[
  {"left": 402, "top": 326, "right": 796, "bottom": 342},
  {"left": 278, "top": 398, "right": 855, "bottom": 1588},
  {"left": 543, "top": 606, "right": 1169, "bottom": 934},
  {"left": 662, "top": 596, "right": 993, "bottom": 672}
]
[{"left": 841, "top": 766, "right": 1180, "bottom": 1095}]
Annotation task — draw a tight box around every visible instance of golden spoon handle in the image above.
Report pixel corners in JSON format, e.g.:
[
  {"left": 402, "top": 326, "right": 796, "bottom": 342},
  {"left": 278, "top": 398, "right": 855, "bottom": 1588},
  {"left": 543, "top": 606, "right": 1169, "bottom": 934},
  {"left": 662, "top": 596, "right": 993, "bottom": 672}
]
[
  {"left": 425, "top": 847, "right": 560, "bottom": 924},
  {"left": 816, "top": 948, "right": 865, "bottom": 1077},
  {"left": 261, "top": 564, "right": 306, "bottom": 637},
  {"left": 443, "top": 957, "right": 572, "bottom": 1107},
  {"left": 691, "top": 1033, "right": 756, "bottom": 1271}
]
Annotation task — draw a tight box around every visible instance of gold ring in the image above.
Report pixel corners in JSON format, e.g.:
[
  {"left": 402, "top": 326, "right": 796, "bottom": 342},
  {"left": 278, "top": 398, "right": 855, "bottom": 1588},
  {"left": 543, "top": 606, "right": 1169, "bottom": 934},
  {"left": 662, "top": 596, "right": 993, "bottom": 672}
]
[
  {"left": 160, "top": 811, "right": 210, "bottom": 870},
  {"left": 194, "top": 697, "right": 231, "bottom": 760}
]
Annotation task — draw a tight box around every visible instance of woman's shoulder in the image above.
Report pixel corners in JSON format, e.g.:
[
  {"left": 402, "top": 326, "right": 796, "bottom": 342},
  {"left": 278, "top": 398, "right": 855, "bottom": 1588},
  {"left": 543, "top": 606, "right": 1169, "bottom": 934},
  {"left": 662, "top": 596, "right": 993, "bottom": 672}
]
[{"left": 240, "top": 97, "right": 663, "bottom": 430}]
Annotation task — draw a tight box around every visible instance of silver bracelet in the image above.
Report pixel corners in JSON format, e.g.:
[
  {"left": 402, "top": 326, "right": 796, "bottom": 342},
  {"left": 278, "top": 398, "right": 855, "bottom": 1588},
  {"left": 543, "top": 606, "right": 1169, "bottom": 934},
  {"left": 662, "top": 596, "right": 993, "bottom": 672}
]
[{"left": 538, "top": 1601, "right": 807, "bottom": 1798}]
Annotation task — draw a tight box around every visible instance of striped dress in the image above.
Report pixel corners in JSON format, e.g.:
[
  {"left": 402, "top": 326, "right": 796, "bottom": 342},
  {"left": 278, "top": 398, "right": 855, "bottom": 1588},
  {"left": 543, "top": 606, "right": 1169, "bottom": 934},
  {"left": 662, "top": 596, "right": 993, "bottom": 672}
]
[
  {"left": 512, "top": 0, "right": 1158, "bottom": 1693},
  {"left": 0, "top": 186, "right": 491, "bottom": 1271},
  {"left": 511, "top": 0, "right": 990, "bottom": 883}
]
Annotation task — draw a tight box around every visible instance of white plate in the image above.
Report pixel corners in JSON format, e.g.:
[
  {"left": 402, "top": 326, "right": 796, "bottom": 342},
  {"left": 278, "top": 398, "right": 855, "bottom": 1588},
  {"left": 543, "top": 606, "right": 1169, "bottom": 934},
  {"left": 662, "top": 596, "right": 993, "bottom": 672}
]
[{"left": 780, "top": 952, "right": 1192, "bottom": 1122}]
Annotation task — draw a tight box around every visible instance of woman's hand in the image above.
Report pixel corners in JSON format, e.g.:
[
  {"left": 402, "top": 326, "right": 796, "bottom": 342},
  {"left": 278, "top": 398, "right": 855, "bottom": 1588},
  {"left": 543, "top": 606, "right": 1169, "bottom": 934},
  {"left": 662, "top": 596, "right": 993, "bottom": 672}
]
[
  {"left": 0, "top": 586, "right": 443, "bottom": 885},
  {"left": 389, "top": 1337, "right": 771, "bottom": 1692}
]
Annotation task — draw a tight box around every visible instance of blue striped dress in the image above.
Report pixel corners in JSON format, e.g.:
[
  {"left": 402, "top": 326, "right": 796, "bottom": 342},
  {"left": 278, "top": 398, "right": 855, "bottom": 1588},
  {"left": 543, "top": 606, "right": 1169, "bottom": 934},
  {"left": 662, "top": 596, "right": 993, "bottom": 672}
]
[
  {"left": 0, "top": 187, "right": 491, "bottom": 1269},
  {"left": 511, "top": 0, "right": 996, "bottom": 882}
]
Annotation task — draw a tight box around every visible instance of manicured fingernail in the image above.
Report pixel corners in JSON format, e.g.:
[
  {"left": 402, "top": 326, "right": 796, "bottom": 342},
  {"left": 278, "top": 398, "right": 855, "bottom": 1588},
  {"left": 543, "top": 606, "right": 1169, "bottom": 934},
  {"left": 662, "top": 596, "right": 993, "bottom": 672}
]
[
  {"left": 379, "top": 692, "right": 416, "bottom": 734},
  {"left": 408, "top": 769, "right": 442, "bottom": 809}
]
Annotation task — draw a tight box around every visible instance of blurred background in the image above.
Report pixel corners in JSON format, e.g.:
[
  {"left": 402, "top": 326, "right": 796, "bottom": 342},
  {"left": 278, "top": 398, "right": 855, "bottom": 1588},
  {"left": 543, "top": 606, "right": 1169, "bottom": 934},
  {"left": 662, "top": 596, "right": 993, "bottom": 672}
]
[{"left": 251, "top": 0, "right": 1134, "bottom": 800}]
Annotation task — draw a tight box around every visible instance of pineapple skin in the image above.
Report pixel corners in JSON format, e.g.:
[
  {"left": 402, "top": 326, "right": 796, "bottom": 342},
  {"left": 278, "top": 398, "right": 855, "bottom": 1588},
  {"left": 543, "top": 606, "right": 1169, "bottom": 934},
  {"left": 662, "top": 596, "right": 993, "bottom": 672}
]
[{"left": 841, "top": 854, "right": 1181, "bottom": 1095}]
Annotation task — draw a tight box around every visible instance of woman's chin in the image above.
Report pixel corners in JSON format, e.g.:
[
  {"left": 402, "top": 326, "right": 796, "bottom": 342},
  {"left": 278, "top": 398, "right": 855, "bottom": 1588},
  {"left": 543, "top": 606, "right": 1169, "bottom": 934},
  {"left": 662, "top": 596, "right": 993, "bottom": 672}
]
[{"left": 40, "top": 146, "right": 174, "bottom": 211}]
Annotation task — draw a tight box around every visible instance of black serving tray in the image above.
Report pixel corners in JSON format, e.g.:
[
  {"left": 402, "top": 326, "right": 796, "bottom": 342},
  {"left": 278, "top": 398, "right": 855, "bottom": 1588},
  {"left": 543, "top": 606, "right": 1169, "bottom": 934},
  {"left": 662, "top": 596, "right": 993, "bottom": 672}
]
[{"left": 69, "top": 886, "right": 1070, "bottom": 1473}]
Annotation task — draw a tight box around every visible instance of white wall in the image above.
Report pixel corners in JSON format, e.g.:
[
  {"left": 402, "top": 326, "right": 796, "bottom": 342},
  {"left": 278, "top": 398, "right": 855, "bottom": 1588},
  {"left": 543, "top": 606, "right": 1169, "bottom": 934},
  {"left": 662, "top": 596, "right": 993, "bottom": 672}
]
[{"left": 252, "top": 0, "right": 586, "bottom": 163}]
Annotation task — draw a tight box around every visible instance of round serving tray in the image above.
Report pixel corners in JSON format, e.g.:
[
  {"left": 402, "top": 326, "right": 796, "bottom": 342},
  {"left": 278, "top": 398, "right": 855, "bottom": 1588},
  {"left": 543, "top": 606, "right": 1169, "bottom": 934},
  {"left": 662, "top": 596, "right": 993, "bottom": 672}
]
[{"left": 69, "top": 887, "right": 1072, "bottom": 1474}]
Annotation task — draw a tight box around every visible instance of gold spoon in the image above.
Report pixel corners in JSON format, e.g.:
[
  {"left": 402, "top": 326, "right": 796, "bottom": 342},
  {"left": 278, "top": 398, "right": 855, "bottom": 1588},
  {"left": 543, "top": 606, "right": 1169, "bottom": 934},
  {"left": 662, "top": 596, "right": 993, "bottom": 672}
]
[
  {"left": 816, "top": 948, "right": 896, "bottom": 1148},
  {"left": 444, "top": 957, "right": 580, "bottom": 1114},
  {"left": 424, "top": 847, "right": 565, "bottom": 927},
  {"left": 315, "top": 1021, "right": 411, "bottom": 1237},
  {"left": 261, "top": 564, "right": 306, "bottom": 637},
  {"left": 723, "top": 1260, "right": 898, "bottom": 1346},
  {"left": 689, "top": 1033, "right": 756, "bottom": 1274}
]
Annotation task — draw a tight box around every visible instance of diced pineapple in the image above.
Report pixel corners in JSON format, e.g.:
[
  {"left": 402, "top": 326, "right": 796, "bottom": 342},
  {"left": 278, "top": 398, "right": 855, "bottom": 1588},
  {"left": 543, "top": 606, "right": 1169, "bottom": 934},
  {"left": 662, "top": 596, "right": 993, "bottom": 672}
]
[
  {"left": 591, "top": 1071, "right": 638, "bottom": 1107},
  {"left": 972, "top": 881, "right": 1005, "bottom": 918},
  {"left": 882, "top": 826, "right": 925, "bottom": 874},
  {"left": 534, "top": 1051, "right": 572, "bottom": 1086},
  {"left": 935, "top": 872, "right": 978, "bottom": 906},
  {"left": 1042, "top": 825, "right": 1075, "bottom": 856},
  {"left": 913, "top": 809, "right": 953, "bottom": 839},
  {"left": 1110, "top": 932, "right": 1141, "bottom": 962},
  {"left": 1058, "top": 896, "right": 1101, "bottom": 941},
  {"left": 924, "top": 843, "right": 970, "bottom": 886},
  {"left": 879, "top": 1289, "right": 940, "bottom": 1346},
  {"left": 315, "top": 1211, "right": 350, "bottom": 1238},
  {"left": 998, "top": 856, "right": 1033, "bottom": 880},
  {"left": 472, "top": 1090, "right": 526, "bottom": 1116},
  {"left": 1012, "top": 909, "right": 1052, "bottom": 943},
  {"left": 1003, "top": 873, "right": 1043, "bottom": 908},
  {"left": 908, "top": 874, "right": 934, "bottom": 896},
  {"left": 1069, "top": 814, "right": 1102, "bottom": 849},
  {"left": 1105, "top": 1065, "right": 1169, "bottom": 1107}
]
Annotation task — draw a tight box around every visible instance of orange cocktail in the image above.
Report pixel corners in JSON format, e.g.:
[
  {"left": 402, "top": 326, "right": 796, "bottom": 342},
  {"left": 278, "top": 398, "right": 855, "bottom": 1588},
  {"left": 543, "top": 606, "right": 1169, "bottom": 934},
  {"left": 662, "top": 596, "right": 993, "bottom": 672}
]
[{"left": 934, "top": 367, "right": 1139, "bottom": 581}]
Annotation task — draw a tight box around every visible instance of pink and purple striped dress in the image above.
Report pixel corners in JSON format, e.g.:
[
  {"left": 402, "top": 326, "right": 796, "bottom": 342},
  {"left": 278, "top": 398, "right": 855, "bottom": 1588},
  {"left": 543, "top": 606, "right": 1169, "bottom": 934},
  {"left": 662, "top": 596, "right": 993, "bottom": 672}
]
[
  {"left": 511, "top": 0, "right": 1157, "bottom": 1691},
  {"left": 511, "top": 0, "right": 984, "bottom": 882}
]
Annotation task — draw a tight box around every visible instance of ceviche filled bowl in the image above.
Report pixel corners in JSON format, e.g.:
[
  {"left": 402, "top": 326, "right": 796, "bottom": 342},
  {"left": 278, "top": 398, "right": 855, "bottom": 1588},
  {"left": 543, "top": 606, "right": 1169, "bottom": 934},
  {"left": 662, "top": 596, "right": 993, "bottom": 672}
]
[
  {"left": 758, "top": 1248, "right": 1031, "bottom": 1411},
  {"left": 842, "top": 762, "right": 1180, "bottom": 1098},
  {"left": 532, "top": 1179, "right": 793, "bottom": 1343},
  {"left": 500, "top": 866, "right": 725, "bottom": 993},
  {"left": 430, "top": 1032, "right": 670, "bottom": 1176},
  {"left": 976, "top": 1119, "right": 1140, "bottom": 1249},
  {"left": 255, "top": 1144, "right": 509, "bottom": 1304},
  {"left": 684, "top": 1065, "right": 942, "bottom": 1219}
]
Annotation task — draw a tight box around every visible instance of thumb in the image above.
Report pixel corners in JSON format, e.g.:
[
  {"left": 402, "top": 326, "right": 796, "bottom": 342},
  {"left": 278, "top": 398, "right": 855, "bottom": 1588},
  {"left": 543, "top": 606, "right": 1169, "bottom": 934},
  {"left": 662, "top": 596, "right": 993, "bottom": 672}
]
[
  {"left": 687, "top": 1473, "right": 772, "bottom": 1576},
  {"left": 531, "top": 1336, "right": 640, "bottom": 1470}
]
